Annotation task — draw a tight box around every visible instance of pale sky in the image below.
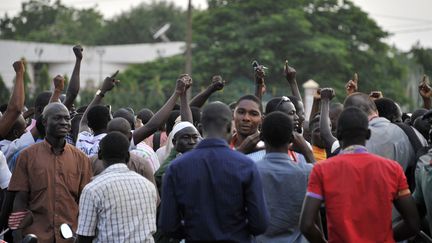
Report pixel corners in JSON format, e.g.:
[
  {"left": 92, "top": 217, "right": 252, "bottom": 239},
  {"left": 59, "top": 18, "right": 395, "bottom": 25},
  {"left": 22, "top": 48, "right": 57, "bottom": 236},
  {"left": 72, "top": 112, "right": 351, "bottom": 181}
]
[{"left": 1, "top": 0, "right": 431, "bottom": 51}]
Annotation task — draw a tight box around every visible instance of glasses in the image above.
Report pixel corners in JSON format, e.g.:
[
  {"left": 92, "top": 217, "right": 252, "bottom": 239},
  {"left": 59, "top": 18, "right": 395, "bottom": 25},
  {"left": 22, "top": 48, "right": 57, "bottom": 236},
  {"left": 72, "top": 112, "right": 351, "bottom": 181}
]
[{"left": 275, "top": 96, "right": 291, "bottom": 110}]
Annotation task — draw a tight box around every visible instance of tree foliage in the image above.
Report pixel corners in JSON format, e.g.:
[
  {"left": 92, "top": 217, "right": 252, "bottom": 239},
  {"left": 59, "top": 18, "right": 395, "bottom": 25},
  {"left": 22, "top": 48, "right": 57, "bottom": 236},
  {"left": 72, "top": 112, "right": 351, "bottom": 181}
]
[{"left": 0, "top": 75, "right": 10, "bottom": 105}]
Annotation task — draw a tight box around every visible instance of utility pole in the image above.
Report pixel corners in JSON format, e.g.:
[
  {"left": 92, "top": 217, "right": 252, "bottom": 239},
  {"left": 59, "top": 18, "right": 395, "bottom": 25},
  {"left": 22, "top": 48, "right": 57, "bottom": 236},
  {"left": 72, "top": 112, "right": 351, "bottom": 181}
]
[{"left": 185, "top": 0, "right": 192, "bottom": 99}]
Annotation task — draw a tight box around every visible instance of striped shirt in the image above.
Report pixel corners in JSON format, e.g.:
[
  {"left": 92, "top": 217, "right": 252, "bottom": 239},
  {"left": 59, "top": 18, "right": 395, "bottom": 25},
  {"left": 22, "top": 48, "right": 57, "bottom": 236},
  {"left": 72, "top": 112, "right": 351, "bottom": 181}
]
[{"left": 77, "top": 163, "right": 157, "bottom": 243}]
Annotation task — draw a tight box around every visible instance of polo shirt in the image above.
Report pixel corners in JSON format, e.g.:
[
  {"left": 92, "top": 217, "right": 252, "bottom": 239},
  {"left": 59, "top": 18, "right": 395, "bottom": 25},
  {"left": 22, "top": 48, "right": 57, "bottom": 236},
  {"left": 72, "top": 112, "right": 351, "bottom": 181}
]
[
  {"left": 306, "top": 146, "right": 409, "bottom": 243},
  {"left": 158, "top": 138, "right": 269, "bottom": 242}
]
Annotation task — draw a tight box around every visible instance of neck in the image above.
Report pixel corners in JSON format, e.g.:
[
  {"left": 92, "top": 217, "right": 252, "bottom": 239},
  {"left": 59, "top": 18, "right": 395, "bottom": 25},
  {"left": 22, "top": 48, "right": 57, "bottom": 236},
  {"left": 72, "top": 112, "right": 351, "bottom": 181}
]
[
  {"left": 45, "top": 134, "right": 66, "bottom": 151},
  {"left": 265, "top": 144, "right": 289, "bottom": 154}
]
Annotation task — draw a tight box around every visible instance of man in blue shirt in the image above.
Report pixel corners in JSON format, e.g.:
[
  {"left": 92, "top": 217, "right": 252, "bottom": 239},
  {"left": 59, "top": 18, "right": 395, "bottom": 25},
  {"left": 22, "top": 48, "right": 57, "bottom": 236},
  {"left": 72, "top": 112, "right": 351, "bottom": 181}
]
[
  {"left": 159, "top": 101, "right": 269, "bottom": 242},
  {"left": 256, "top": 111, "right": 312, "bottom": 243}
]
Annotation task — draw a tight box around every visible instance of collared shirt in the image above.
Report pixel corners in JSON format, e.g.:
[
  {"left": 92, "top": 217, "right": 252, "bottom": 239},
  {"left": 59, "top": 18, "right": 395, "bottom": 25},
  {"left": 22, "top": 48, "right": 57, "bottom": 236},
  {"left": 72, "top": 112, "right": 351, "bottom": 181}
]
[
  {"left": 255, "top": 153, "right": 311, "bottom": 243},
  {"left": 246, "top": 149, "right": 307, "bottom": 165},
  {"left": 75, "top": 131, "right": 106, "bottom": 157},
  {"left": 158, "top": 138, "right": 269, "bottom": 242},
  {"left": 306, "top": 146, "right": 409, "bottom": 243},
  {"left": 367, "top": 117, "right": 415, "bottom": 170},
  {"left": 8, "top": 140, "right": 92, "bottom": 243},
  {"left": 77, "top": 163, "right": 157, "bottom": 243}
]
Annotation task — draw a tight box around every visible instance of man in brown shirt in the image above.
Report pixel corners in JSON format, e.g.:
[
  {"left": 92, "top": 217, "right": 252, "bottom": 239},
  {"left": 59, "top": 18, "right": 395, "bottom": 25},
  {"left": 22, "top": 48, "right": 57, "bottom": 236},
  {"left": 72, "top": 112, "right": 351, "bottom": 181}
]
[{"left": 8, "top": 102, "right": 92, "bottom": 243}]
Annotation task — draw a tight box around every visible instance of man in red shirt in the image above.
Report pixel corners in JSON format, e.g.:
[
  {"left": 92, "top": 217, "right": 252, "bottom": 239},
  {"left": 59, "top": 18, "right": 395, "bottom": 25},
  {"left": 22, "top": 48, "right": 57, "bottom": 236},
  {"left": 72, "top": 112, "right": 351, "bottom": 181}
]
[{"left": 300, "top": 107, "right": 420, "bottom": 243}]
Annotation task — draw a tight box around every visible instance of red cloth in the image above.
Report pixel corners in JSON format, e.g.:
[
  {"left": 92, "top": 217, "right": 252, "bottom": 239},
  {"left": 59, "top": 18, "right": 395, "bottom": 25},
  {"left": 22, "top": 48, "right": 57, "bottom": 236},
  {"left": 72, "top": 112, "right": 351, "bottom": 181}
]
[{"left": 307, "top": 153, "right": 409, "bottom": 243}]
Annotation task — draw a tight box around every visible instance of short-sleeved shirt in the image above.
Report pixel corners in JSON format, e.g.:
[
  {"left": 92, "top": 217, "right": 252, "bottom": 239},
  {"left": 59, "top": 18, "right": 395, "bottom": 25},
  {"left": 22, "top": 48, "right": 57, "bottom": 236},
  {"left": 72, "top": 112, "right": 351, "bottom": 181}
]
[
  {"left": 8, "top": 140, "right": 92, "bottom": 243},
  {"left": 75, "top": 131, "right": 106, "bottom": 157},
  {"left": 77, "top": 163, "right": 157, "bottom": 243},
  {"left": 306, "top": 147, "right": 409, "bottom": 243}
]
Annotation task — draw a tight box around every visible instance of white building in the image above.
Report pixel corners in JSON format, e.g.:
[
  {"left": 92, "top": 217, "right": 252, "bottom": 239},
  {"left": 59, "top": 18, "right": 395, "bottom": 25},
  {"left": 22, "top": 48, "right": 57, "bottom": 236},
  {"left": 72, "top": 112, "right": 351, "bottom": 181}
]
[{"left": 0, "top": 39, "right": 185, "bottom": 89}]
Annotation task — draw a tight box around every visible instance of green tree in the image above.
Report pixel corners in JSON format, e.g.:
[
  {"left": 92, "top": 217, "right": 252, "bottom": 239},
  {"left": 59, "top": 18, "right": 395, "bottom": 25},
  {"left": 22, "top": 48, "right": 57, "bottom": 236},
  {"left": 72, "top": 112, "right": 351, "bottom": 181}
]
[
  {"left": 0, "top": 0, "right": 104, "bottom": 44},
  {"left": 96, "top": 1, "right": 187, "bottom": 44}
]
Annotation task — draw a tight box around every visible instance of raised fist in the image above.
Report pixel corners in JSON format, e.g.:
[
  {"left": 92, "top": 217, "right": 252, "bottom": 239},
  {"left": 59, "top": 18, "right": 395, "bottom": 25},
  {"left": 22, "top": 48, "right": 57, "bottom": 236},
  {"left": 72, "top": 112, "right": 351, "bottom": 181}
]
[
  {"left": 73, "top": 45, "right": 83, "bottom": 60},
  {"left": 13, "top": 60, "right": 25, "bottom": 73},
  {"left": 53, "top": 75, "right": 65, "bottom": 91}
]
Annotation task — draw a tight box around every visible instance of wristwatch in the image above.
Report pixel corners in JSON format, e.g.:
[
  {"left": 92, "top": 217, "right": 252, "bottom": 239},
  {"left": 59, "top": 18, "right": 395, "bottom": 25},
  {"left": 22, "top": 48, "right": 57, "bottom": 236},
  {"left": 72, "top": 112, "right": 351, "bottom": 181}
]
[{"left": 95, "top": 89, "right": 105, "bottom": 97}]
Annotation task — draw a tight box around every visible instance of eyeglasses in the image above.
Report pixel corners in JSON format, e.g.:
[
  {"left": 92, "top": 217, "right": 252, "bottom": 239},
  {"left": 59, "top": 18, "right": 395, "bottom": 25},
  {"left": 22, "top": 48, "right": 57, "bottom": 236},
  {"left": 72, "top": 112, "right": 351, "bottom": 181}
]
[{"left": 275, "top": 96, "right": 291, "bottom": 110}]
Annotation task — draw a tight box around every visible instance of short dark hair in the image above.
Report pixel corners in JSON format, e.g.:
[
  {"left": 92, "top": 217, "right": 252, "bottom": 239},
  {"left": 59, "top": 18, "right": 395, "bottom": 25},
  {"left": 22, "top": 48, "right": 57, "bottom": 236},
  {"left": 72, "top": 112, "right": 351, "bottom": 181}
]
[
  {"left": 265, "top": 96, "right": 292, "bottom": 115},
  {"left": 87, "top": 105, "right": 111, "bottom": 131},
  {"left": 287, "top": 96, "right": 302, "bottom": 112},
  {"left": 374, "top": 98, "right": 400, "bottom": 122},
  {"left": 34, "top": 91, "right": 52, "bottom": 118},
  {"left": 113, "top": 108, "right": 135, "bottom": 130},
  {"left": 137, "top": 108, "right": 154, "bottom": 125},
  {"left": 337, "top": 107, "right": 369, "bottom": 140},
  {"left": 344, "top": 92, "right": 377, "bottom": 115},
  {"left": 236, "top": 94, "right": 263, "bottom": 113},
  {"left": 262, "top": 111, "right": 293, "bottom": 147},
  {"left": 201, "top": 101, "right": 232, "bottom": 133},
  {"left": 99, "top": 131, "right": 130, "bottom": 164}
]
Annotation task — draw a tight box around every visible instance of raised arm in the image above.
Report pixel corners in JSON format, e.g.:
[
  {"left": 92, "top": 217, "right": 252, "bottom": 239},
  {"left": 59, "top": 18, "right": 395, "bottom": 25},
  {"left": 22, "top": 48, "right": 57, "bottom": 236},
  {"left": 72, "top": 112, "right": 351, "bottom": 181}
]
[
  {"left": 79, "top": 71, "right": 119, "bottom": 133},
  {"left": 180, "top": 74, "right": 193, "bottom": 122},
  {"left": 0, "top": 61, "right": 25, "bottom": 139},
  {"left": 418, "top": 75, "right": 431, "bottom": 109},
  {"left": 253, "top": 61, "right": 266, "bottom": 101},
  {"left": 309, "top": 89, "right": 321, "bottom": 122},
  {"left": 132, "top": 75, "right": 189, "bottom": 145},
  {"left": 49, "top": 75, "right": 65, "bottom": 103},
  {"left": 284, "top": 60, "right": 302, "bottom": 102},
  {"left": 189, "top": 75, "right": 225, "bottom": 108},
  {"left": 63, "top": 45, "right": 83, "bottom": 110},
  {"left": 319, "top": 88, "right": 337, "bottom": 153}
]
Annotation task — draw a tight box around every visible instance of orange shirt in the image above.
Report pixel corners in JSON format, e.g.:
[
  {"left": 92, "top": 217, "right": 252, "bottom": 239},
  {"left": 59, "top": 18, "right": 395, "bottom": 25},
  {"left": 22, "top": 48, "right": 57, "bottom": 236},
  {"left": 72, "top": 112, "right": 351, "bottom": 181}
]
[
  {"left": 312, "top": 145, "right": 327, "bottom": 161},
  {"left": 8, "top": 140, "right": 92, "bottom": 243}
]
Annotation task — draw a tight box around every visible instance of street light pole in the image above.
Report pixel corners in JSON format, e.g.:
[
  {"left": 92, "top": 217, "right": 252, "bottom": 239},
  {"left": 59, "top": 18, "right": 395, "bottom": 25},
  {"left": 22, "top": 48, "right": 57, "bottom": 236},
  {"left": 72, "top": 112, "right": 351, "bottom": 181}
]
[{"left": 185, "top": 0, "right": 192, "bottom": 99}]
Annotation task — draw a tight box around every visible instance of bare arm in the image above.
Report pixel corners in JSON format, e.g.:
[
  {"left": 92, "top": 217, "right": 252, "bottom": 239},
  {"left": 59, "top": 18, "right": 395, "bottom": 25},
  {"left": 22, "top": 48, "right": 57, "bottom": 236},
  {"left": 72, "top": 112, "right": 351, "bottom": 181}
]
[
  {"left": 0, "top": 61, "right": 25, "bottom": 139},
  {"left": 345, "top": 73, "right": 358, "bottom": 97},
  {"left": 189, "top": 75, "right": 225, "bottom": 108},
  {"left": 309, "top": 89, "right": 321, "bottom": 122},
  {"left": 49, "top": 75, "right": 65, "bottom": 103},
  {"left": 319, "top": 88, "right": 337, "bottom": 152},
  {"left": 393, "top": 196, "right": 420, "bottom": 241},
  {"left": 284, "top": 60, "right": 302, "bottom": 102},
  {"left": 299, "top": 196, "right": 328, "bottom": 243},
  {"left": 292, "top": 132, "right": 316, "bottom": 163},
  {"left": 253, "top": 61, "right": 266, "bottom": 101},
  {"left": 132, "top": 76, "right": 189, "bottom": 145},
  {"left": 179, "top": 74, "right": 193, "bottom": 122},
  {"left": 63, "top": 45, "right": 83, "bottom": 110},
  {"left": 79, "top": 71, "right": 119, "bottom": 133},
  {"left": 418, "top": 75, "right": 432, "bottom": 109}
]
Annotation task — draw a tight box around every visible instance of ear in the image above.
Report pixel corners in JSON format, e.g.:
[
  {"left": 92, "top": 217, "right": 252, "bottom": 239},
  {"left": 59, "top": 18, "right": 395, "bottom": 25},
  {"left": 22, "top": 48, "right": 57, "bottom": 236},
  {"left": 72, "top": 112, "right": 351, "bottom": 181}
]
[
  {"left": 172, "top": 137, "right": 177, "bottom": 146},
  {"left": 365, "top": 129, "right": 371, "bottom": 140}
]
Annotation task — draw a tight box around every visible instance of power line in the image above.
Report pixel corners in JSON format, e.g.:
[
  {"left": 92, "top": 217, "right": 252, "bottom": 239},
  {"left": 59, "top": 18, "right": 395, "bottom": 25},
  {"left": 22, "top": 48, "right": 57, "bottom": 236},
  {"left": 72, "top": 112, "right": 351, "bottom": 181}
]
[{"left": 370, "top": 13, "right": 432, "bottom": 24}]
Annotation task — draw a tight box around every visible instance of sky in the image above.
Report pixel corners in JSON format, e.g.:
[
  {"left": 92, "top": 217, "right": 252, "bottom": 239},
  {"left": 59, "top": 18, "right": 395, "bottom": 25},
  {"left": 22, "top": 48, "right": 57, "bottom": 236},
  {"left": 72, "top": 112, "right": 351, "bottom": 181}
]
[{"left": 1, "top": 0, "right": 432, "bottom": 51}]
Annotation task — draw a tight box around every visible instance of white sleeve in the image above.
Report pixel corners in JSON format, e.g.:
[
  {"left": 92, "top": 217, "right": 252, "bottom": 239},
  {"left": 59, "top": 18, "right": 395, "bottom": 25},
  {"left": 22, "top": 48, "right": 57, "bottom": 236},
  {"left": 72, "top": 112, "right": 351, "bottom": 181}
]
[
  {"left": 3, "top": 131, "right": 35, "bottom": 161},
  {"left": 331, "top": 140, "right": 340, "bottom": 153},
  {"left": 0, "top": 152, "right": 11, "bottom": 189}
]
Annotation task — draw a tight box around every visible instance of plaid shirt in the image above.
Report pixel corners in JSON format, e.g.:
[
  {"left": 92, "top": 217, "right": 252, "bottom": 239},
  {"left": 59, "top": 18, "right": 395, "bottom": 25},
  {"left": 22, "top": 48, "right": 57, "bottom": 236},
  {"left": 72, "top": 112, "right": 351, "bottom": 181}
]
[{"left": 77, "top": 163, "right": 157, "bottom": 243}]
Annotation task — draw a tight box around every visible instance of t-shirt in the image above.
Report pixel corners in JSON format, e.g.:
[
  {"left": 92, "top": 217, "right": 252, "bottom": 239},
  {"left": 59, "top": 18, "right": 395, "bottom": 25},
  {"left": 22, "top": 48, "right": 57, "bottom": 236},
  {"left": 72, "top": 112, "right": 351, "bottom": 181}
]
[
  {"left": 75, "top": 131, "right": 106, "bottom": 157},
  {"left": 307, "top": 150, "right": 409, "bottom": 243}
]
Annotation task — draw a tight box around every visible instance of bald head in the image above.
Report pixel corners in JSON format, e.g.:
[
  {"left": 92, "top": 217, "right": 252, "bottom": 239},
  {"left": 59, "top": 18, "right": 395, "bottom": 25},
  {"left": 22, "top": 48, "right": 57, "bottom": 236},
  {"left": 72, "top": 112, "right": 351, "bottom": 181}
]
[
  {"left": 201, "top": 102, "right": 232, "bottom": 139},
  {"left": 344, "top": 92, "right": 377, "bottom": 116},
  {"left": 107, "top": 117, "right": 132, "bottom": 140},
  {"left": 42, "top": 102, "right": 69, "bottom": 119}
]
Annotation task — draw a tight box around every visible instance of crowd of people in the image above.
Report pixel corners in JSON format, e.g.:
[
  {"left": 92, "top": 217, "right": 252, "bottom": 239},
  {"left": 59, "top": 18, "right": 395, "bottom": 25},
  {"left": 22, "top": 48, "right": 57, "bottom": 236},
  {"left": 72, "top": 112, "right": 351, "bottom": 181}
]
[{"left": 0, "top": 44, "right": 431, "bottom": 243}]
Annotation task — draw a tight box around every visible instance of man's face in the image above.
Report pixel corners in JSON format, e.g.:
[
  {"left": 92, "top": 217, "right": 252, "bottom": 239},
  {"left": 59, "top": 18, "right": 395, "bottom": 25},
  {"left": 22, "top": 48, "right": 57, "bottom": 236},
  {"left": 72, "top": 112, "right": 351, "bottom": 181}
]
[
  {"left": 44, "top": 105, "right": 71, "bottom": 139},
  {"left": 296, "top": 101, "right": 305, "bottom": 132},
  {"left": 234, "top": 99, "right": 262, "bottom": 137},
  {"left": 173, "top": 127, "right": 200, "bottom": 153}
]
